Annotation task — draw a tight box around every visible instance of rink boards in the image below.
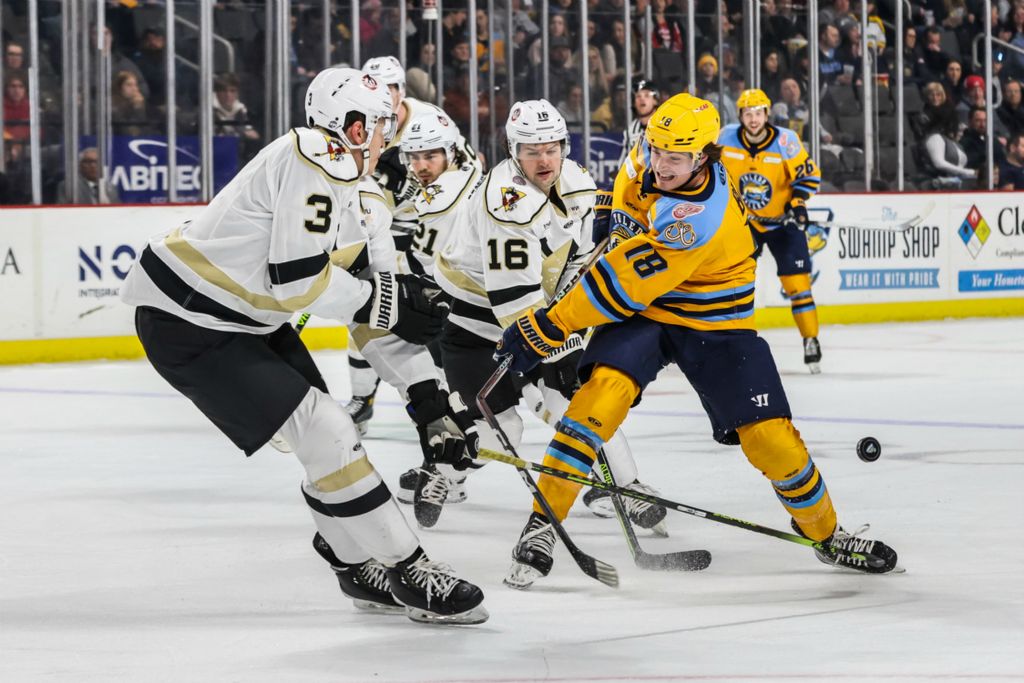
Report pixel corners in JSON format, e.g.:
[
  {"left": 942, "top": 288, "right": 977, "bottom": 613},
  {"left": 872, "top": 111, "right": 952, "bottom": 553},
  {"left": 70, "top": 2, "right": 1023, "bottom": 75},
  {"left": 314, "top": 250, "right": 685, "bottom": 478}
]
[{"left": 1, "top": 191, "right": 1022, "bottom": 364}]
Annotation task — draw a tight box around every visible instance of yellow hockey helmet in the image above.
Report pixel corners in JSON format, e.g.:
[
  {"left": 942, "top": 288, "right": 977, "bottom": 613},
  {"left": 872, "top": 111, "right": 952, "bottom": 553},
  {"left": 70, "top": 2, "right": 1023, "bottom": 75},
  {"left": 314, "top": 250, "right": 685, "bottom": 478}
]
[
  {"left": 736, "top": 88, "right": 772, "bottom": 111},
  {"left": 644, "top": 93, "right": 721, "bottom": 154}
]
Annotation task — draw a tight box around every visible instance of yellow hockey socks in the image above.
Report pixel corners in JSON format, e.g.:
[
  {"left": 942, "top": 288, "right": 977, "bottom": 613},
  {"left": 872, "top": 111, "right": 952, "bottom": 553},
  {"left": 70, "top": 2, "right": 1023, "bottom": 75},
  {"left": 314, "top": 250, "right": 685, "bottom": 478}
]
[{"left": 780, "top": 273, "right": 819, "bottom": 339}]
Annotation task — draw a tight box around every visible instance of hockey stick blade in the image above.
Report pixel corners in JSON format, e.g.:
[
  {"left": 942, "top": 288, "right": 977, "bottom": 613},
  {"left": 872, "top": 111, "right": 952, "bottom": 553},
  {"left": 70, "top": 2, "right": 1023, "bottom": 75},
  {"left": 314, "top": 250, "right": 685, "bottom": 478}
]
[
  {"left": 596, "top": 457, "right": 711, "bottom": 572},
  {"left": 479, "top": 448, "right": 887, "bottom": 569}
]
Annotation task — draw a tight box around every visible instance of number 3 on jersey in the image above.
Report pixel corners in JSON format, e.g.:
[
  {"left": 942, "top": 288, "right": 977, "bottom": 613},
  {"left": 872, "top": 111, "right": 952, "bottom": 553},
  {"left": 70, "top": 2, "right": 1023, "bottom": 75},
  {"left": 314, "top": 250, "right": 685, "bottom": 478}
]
[{"left": 304, "top": 194, "right": 333, "bottom": 233}]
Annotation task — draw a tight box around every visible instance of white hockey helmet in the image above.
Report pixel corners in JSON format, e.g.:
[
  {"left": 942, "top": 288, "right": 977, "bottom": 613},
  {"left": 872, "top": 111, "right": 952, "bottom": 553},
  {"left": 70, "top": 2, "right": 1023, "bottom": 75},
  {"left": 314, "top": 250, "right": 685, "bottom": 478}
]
[
  {"left": 399, "top": 108, "right": 460, "bottom": 166},
  {"left": 505, "top": 99, "right": 571, "bottom": 160},
  {"left": 362, "top": 56, "right": 406, "bottom": 100},
  {"left": 304, "top": 67, "right": 396, "bottom": 149}
]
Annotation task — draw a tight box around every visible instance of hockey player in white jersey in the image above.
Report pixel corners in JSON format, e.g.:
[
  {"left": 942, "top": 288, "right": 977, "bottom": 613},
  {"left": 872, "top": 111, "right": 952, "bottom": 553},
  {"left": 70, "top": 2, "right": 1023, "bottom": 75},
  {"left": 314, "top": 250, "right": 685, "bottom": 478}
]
[
  {"left": 432, "top": 99, "right": 666, "bottom": 547},
  {"left": 120, "top": 67, "right": 487, "bottom": 625},
  {"left": 389, "top": 107, "right": 485, "bottom": 525},
  {"left": 344, "top": 56, "right": 481, "bottom": 434}
]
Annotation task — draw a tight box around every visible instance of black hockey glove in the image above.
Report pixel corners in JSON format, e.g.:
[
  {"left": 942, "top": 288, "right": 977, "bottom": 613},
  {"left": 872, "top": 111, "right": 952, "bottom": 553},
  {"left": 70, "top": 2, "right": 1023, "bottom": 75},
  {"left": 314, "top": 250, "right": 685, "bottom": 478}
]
[
  {"left": 540, "top": 334, "right": 585, "bottom": 400},
  {"left": 354, "top": 272, "right": 448, "bottom": 345},
  {"left": 786, "top": 202, "right": 809, "bottom": 231},
  {"left": 375, "top": 147, "right": 409, "bottom": 195},
  {"left": 591, "top": 190, "right": 614, "bottom": 244},
  {"left": 406, "top": 381, "right": 479, "bottom": 470}
]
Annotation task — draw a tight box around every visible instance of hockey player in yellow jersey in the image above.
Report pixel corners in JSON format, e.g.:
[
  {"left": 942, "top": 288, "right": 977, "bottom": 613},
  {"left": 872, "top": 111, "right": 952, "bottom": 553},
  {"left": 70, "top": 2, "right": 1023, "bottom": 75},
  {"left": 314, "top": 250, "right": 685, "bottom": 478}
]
[
  {"left": 719, "top": 88, "right": 824, "bottom": 373},
  {"left": 496, "top": 93, "right": 899, "bottom": 588}
]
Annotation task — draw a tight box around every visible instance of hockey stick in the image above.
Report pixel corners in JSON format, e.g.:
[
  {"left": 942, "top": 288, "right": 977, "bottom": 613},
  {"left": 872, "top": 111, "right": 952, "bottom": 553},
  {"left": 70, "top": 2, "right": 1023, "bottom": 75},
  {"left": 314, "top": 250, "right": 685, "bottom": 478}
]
[
  {"left": 295, "top": 312, "right": 312, "bottom": 333},
  {"left": 477, "top": 358, "right": 619, "bottom": 588},
  {"left": 595, "top": 449, "right": 712, "bottom": 572},
  {"left": 478, "top": 448, "right": 889, "bottom": 569}
]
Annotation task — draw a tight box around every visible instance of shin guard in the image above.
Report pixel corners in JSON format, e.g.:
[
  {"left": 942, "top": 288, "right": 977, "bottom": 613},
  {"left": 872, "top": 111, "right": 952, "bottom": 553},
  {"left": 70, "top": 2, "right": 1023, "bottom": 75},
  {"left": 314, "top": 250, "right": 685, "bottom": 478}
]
[
  {"left": 737, "top": 417, "right": 837, "bottom": 541},
  {"left": 535, "top": 366, "right": 639, "bottom": 521},
  {"left": 780, "top": 273, "right": 819, "bottom": 339}
]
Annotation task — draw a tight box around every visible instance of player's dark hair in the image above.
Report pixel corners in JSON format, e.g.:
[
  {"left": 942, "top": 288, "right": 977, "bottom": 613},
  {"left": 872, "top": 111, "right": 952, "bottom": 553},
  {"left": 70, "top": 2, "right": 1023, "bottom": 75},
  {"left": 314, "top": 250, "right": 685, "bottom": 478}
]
[
  {"left": 343, "top": 111, "right": 366, "bottom": 131},
  {"left": 701, "top": 142, "right": 723, "bottom": 165}
]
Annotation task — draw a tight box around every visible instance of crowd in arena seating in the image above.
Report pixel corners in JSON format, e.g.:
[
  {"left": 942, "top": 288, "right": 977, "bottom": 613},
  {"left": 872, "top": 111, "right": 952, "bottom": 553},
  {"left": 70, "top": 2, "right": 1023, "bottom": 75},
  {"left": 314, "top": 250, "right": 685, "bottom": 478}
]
[{"left": 0, "top": 0, "right": 1021, "bottom": 204}]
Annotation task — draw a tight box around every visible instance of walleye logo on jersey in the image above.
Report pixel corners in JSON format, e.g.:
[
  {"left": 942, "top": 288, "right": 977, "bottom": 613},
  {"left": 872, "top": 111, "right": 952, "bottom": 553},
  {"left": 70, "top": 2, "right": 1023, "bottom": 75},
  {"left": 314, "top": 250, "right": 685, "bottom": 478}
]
[
  {"left": 738, "top": 172, "right": 773, "bottom": 210},
  {"left": 499, "top": 186, "right": 527, "bottom": 212}
]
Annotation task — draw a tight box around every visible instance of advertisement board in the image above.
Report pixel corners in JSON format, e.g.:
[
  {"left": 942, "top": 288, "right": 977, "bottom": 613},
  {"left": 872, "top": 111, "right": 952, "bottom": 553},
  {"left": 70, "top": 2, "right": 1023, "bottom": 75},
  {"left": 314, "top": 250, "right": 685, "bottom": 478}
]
[{"left": 0, "top": 211, "right": 37, "bottom": 339}]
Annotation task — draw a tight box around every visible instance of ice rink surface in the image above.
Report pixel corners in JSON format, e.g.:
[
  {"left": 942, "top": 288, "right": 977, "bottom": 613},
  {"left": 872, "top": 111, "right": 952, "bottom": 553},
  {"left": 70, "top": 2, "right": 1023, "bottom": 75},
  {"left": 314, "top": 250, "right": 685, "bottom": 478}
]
[{"left": 2, "top": 318, "right": 1023, "bottom": 683}]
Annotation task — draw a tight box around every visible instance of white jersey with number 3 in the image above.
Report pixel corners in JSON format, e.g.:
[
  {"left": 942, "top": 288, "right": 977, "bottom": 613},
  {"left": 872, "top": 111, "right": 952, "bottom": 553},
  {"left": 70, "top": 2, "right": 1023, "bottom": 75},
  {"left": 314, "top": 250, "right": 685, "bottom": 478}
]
[{"left": 121, "top": 127, "right": 374, "bottom": 334}]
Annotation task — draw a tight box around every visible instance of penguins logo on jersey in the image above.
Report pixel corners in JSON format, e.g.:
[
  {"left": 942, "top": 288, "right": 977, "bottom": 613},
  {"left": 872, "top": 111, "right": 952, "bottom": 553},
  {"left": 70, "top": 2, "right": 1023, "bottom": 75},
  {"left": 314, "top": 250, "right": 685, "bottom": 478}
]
[
  {"left": 499, "top": 186, "right": 527, "bottom": 212},
  {"left": 315, "top": 137, "right": 346, "bottom": 161},
  {"left": 421, "top": 184, "right": 443, "bottom": 204},
  {"left": 738, "top": 172, "right": 773, "bottom": 210}
]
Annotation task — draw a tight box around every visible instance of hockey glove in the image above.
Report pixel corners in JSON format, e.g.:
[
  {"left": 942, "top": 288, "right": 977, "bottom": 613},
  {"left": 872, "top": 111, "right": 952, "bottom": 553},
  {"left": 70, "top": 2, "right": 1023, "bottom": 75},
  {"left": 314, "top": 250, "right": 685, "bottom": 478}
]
[
  {"left": 541, "top": 336, "right": 584, "bottom": 400},
  {"left": 354, "top": 272, "right": 448, "bottom": 345},
  {"left": 375, "top": 147, "right": 409, "bottom": 195},
  {"left": 495, "top": 308, "right": 567, "bottom": 376},
  {"left": 591, "top": 190, "right": 614, "bottom": 244},
  {"left": 406, "top": 381, "right": 479, "bottom": 470},
  {"left": 786, "top": 202, "right": 809, "bottom": 231}
]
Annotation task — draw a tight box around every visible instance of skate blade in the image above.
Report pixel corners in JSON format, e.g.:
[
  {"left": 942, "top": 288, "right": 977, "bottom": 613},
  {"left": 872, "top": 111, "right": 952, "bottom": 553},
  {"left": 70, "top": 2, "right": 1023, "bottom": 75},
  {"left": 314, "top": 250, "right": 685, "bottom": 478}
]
[
  {"left": 584, "top": 499, "right": 617, "bottom": 518},
  {"left": 352, "top": 599, "right": 405, "bottom": 614},
  {"left": 648, "top": 520, "right": 670, "bottom": 538},
  {"left": 806, "top": 362, "right": 821, "bottom": 375},
  {"left": 503, "top": 562, "right": 544, "bottom": 590},
  {"left": 405, "top": 604, "right": 489, "bottom": 625},
  {"left": 396, "top": 491, "right": 414, "bottom": 504}
]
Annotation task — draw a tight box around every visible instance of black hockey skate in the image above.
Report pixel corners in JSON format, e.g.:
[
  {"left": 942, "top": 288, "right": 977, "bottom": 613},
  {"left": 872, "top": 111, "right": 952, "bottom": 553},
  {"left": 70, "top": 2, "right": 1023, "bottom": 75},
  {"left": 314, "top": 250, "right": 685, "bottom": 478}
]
[
  {"left": 312, "top": 533, "right": 403, "bottom": 613},
  {"left": 505, "top": 512, "right": 557, "bottom": 590},
  {"left": 386, "top": 547, "right": 488, "bottom": 624},
  {"left": 413, "top": 465, "right": 450, "bottom": 528},
  {"left": 791, "top": 520, "right": 901, "bottom": 573},
  {"left": 398, "top": 465, "right": 466, "bottom": 505},
  {"left": 803, "top": 336, "right": 822, "bottom": 374},
  {"left": 344, "top": 390, "right": 377, "bottom": 436},
  {"left": 583, "top": 480, "right": 668, "bottom": 535}
]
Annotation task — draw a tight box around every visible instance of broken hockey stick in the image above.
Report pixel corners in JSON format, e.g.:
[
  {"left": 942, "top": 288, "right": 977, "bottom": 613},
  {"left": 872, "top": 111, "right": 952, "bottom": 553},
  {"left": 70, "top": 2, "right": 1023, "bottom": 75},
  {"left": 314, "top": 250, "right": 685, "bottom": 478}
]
[
  {"left": 595, "top": 448, "right": 712, "bottom": 572},
  {"left": 477, "top": 358, "right": 619, "bottom": 588},
  {"left": 478, "top": 448, "right": 889, "bottom": 569}
]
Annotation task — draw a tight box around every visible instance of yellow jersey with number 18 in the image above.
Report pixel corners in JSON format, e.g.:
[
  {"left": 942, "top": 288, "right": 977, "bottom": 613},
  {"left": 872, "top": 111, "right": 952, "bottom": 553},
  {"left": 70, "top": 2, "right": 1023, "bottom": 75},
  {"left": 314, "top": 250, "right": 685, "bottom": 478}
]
[{"left": 548, "top": 140, "right": 758, "bottom": 334}]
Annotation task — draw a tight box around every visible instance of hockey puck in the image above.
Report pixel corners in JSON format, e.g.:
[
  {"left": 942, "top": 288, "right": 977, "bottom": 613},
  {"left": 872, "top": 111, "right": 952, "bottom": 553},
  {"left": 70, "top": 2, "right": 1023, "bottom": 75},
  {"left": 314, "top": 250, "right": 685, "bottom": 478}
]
[{"left": 856, "top": 437, "right": 881, "bottom": 462}]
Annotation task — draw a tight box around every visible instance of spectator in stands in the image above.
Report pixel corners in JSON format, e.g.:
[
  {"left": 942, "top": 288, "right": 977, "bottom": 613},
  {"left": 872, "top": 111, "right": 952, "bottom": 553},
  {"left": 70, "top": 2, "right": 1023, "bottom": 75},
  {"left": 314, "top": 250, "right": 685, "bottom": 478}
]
[
  {"left": 650, "top": 0, "right": 685, "bottom": 53},
  {"left": 919, "top": 112, "right": 978, "bottom": 188},
  {"left": 558, "top": 83, "right": 585, "bottom": 132},
  {"left": 134, "top": 28, "right": 167, "bottom": 108},
  {"left": 0, "top": 138, "right": 32, "bottom": 204},
  {"left": 442, "top": 5, "right": 469, "bottom": 45},
  {"left": 95, "top": 26, "right": 150, "bottom": 102},
  {"left": 836, "top": 20, "right": 863, "bottom": 86},
  {"left": 920, "top": 27, "right": 952, "bottom": 81},
  {"left": 761, "top": 49, "right": 785, "bottom": 103},
  {"left": 443, "top": 38, "right": 472, "bottom": 87},
  {"left": 914, "top": 81, "right": 957, "bottom": 139},
  {"left": 771, "top": 77, "right": 808, "bottom": 135},
  {"left": 213, "top": 73, "right": 259, "bottom": 141},
  {"left": 962, "top": 107, "right": 1007, "bottom": 171},
  {"left": 999, "top": 132, "right": 1024, "bottom": 190},
  {"left": 406, "top": 42, "right": 438, "bottom": 103},
  {"left": 956, "top": 75, "right": 1009, "bottom": 140},
  {"left": 819, "top": 0, "right": 856, "bottom": 32},
  {"left": 942, "top": 59, "right": 964, "bottom": 102},
  {"left": 585, "top": 45, "right": 611, "bottom": 113},
  {"left": 529, "top": 13, "right": 571, "bottom": 69},
  {"left": 998, "top": 79, "right": 1024, "bottom": 135},
  {"left": 56, "top": 147, "right": 120, "bottom": 205},
  {"left": 2, "top": 72, "right": 30, "bottom": 142},
  {"left": 1007, "top": 4, "right": 1024, "bottom": 76},
  {"left": 818, "top": 23, "right": 844, "bottom": 85},
  {"left": 360, "top": 0, "right": 384, "bottom": 46},
  {"left": 902, "top": 25, "right": 929, "bottom": 84},
  {"left": 4, "top": 41, "right": 25, "bottom": 72},
  {"left": 111, "top": 70, "right": 152, "bottom": 137},
  {"left": 546, "top": 35, "right": 576, "bottom": 99},
  {"left": 695, "top": 53, "right": 718, "bottom": 97}
]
